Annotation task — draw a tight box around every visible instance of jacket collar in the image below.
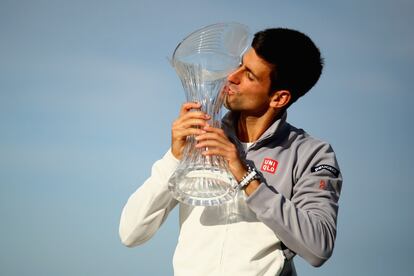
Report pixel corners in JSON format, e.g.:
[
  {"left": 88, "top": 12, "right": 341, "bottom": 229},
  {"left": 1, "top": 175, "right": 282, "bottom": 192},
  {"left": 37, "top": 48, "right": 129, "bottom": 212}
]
[{"left": 222, "top": 111, "right": 288, "bottom": 150}]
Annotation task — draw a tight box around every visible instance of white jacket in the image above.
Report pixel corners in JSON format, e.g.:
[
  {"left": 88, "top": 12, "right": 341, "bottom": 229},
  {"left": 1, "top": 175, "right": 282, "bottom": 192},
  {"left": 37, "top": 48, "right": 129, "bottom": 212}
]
[{"left": 119, "top": 150, "right": 286, "bottom": 275}]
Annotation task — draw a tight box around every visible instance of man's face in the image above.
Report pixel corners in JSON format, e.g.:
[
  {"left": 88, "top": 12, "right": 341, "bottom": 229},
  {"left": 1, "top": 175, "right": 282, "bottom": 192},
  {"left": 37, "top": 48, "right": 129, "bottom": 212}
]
[{"left": 224, "top": 48, "right": 274, "bottom": 116}]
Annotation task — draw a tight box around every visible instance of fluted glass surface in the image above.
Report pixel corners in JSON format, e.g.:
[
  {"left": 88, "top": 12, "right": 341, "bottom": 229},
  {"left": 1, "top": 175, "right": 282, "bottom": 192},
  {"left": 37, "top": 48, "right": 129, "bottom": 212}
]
[{"left": 168, "top": 23, "right": 250, "bottom": 206}]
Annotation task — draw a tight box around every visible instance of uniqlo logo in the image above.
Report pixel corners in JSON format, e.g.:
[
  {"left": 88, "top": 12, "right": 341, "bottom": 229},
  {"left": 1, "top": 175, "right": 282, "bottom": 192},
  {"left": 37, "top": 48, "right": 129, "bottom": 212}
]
[{"left": 261, "top": 158, "right": 278, "bottom": 174}]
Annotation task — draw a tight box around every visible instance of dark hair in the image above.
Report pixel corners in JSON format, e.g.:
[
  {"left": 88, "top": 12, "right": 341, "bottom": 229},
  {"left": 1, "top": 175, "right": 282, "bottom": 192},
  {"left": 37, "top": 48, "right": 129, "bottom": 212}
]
[{"left": 252, "top": 28, "right": 323, "bottom": 105}]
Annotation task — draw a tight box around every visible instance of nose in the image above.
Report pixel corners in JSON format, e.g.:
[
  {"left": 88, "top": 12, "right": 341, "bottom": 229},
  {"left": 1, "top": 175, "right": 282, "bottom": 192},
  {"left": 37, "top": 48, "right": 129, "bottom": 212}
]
[{"left": 227, "top": 67, "right": 242, "bottom": 84}]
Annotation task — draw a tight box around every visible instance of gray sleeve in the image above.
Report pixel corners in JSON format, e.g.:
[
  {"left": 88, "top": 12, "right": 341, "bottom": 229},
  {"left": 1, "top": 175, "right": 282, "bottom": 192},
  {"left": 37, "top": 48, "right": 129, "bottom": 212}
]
[{"left": 245, "top": 142, "right": 342, "bottom": 267}]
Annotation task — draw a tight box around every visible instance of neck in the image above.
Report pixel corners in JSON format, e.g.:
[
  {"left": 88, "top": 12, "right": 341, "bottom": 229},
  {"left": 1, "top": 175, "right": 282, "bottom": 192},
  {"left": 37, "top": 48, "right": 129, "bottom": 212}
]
[{"left": 236, "top": 110, "right": 283, "bottom": 142}]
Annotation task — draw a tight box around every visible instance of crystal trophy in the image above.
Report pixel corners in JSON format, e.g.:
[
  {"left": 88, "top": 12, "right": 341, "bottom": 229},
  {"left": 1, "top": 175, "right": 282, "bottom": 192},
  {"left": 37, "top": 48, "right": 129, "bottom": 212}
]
[{"left": 168, "top": 22, "right": 250, "bottom": 206}]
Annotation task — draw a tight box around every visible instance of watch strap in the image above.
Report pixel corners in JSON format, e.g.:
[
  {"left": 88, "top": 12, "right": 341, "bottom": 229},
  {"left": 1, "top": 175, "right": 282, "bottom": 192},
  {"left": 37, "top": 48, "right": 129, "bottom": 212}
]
[{"left": 239, "top": 165, "right": 261, "bottom": 189}]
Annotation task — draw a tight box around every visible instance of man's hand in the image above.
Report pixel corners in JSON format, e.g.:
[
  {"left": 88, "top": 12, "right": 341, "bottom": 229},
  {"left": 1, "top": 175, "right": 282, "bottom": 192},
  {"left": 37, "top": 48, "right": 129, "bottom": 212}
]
[
  {"left": 171, "top": 102, "right": 210, "bottom": 160},
  {"left": 195, "top": 124, "right": 248, "bottom": 182}
]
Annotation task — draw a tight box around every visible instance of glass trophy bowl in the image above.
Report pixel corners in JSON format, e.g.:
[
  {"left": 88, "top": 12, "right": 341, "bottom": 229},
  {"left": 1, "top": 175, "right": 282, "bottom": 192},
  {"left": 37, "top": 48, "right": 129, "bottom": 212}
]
[{"left": 168, "top": 22, "right": 250, "bottom": 206}]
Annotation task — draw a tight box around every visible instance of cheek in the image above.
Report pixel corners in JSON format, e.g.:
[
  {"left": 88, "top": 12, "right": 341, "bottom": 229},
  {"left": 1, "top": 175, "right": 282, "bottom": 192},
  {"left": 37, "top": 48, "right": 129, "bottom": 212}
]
[
  {"left": 243, "top": 93, "right": 269, "bottom": 109},
  {"left": 252, "top": 89, "right": 272, "bottom": 106},
  {"left": 241, "top": 81, "right": 260, "bottom": 94}
]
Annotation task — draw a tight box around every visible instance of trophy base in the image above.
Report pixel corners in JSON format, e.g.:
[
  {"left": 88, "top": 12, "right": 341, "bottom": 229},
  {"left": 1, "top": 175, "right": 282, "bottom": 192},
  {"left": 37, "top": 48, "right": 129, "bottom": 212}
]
[{"left": 168, "top": 167, "right": 238, "bottom": 206}]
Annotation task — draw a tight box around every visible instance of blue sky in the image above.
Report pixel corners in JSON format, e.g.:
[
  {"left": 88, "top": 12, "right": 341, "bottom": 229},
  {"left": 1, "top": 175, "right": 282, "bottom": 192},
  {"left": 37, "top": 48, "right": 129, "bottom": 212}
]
[{"left": 1, "top": 0, "right": 413, "bottom": 275}]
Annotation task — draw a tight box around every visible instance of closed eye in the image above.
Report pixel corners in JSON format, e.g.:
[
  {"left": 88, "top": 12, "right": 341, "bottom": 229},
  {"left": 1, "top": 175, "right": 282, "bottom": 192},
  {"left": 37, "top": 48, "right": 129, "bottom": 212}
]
[{"left": 246, "top": 71, "right": 255, "bottom": 80}]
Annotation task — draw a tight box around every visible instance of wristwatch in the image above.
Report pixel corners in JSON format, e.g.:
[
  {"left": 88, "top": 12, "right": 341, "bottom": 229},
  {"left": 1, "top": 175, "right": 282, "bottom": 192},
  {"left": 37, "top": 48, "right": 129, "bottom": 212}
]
[{"left": 238, "top": 164, "right": 261, "bottom": 190}]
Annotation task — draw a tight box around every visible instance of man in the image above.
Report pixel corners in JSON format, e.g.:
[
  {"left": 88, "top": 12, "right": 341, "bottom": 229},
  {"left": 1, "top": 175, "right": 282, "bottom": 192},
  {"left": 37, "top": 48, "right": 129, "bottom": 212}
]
[{"left": 119, "top": 28, "right": 342, "bottom": 275}]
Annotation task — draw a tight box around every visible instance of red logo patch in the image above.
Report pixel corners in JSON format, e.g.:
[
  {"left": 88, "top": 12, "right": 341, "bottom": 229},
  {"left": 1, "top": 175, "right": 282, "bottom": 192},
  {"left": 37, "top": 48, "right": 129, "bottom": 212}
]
[
  {"left": 260, "top": 158, "right": 278, "bottom": 174},
  {"left": 319, "top": 180, "right": 326, "bottom": 190}
]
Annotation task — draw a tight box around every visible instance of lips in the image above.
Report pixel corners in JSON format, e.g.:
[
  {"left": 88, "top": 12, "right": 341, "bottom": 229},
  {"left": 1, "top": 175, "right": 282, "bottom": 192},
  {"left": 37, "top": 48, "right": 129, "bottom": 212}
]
[{"left": 225, "top": 83, "right": 238, "bottom": 96}]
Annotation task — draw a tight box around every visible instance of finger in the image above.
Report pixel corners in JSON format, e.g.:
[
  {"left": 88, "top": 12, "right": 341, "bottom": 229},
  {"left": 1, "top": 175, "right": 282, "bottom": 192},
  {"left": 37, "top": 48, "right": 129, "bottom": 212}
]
[
  {"left": 174, "top": 111, "right": 210, "bottom": 128},
  {"left": 173, "top": 112, "right": 208, "bottom": 127},
  {"left": 180, "top": 111, "right": 210, "bottom": 121},
  {"left": 174, "top": 128, "right": 206, "bottom": 139},
  {"left": 202, "top": 125, "right": 226, "bottom": 136},
  {"left": 195, "top": 132, "right": 230, "bottom": 145},
  {"left": 185, "top": 119, "right": 208, "bottom": 128},
  {"left": 179, "top": 102, "right": 202, "bottom": 115},
  {"left": 176, "top": 118, "right": 209, "bottom": 129},
  {"left": 195, "top": 139, "right": 230, "bottom": 150}
]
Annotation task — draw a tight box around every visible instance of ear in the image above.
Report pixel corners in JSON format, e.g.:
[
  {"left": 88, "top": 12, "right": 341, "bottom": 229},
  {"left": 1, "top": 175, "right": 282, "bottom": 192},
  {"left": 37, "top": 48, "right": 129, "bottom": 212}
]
[{"left": 269, "top": 90, "right": 291, "bottom": 109}]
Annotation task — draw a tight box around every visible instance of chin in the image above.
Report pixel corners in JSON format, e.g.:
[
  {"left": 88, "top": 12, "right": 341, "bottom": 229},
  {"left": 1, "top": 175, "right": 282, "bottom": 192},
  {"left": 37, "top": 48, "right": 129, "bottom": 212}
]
[
  {"left": 223, "top": 100, "right": 236, "bottom": 111},
  {"left": 224, "top": 97, "right": 242, "bottom": 112}
]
